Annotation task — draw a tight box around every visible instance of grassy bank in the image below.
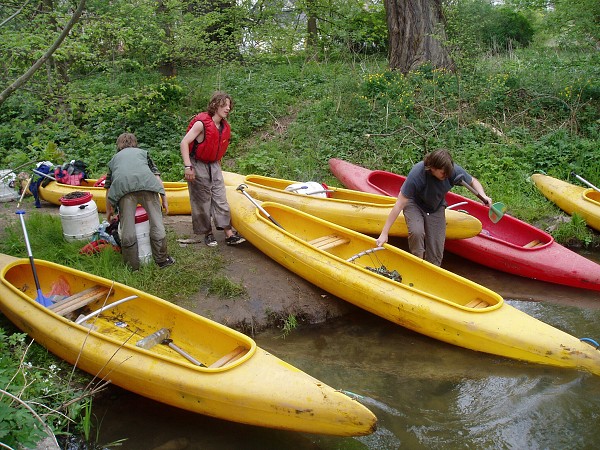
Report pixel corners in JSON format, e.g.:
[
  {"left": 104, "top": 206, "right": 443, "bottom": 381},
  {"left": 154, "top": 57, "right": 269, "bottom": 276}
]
[
  {"left": 2, "top": 50, "right": 598, "bottom": 240},
  {"left": 0, "top": 47, "right": 599, "bottom": 445}
]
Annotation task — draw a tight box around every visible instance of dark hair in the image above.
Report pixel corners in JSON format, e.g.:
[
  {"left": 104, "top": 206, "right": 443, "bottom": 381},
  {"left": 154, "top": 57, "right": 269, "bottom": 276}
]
[
  {"left": 116, "top": 133, "right": 137, "bottom": 151},
  {"left": 424, "top": 149, "right": 454, "bottom": 177},
  {"left": 207, "top": 91, "right": 233, "bottom": 116}
]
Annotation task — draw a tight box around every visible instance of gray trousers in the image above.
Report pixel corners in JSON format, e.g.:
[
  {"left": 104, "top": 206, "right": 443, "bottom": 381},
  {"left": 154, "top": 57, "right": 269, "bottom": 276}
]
[
  {"left": 403, "top": 200, "right": 446, "bottom": 266},
  {"left": 119, "top": 190, "right": 168, "bottom": 270},
  {"left": 187, "top": 160, "right": 232, "bottom": 235}
]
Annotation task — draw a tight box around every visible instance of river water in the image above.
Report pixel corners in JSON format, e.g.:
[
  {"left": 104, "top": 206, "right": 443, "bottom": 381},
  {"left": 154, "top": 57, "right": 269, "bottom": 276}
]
[{"left": 94, "top": 250, "right": 600, "bottom": 450}]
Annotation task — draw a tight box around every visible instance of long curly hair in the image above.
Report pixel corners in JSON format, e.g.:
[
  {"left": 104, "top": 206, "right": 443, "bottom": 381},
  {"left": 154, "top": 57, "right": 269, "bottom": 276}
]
[{"left": 207, "top": 91, "right": 233, "bottom": 116}]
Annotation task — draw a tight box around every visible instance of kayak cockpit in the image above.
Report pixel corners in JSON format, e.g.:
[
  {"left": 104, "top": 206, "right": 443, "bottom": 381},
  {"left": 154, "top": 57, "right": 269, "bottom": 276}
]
[{"left": 584, "top": 189, "right": 600, "bottom": 206}]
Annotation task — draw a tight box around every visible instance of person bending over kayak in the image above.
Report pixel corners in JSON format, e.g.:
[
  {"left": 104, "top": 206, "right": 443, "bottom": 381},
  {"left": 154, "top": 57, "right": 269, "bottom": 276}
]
[{"left": 376, "top": 149, "right": 492, "bottom": 266}]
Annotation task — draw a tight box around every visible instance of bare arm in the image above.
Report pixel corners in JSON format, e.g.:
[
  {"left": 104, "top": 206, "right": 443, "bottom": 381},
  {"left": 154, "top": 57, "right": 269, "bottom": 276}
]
[
  {"left": 180, "top": 121, "right": 204, "bottom": 181},
  {"left": 470, "top": 177, "right": 492, "bottom": 206},
  {"left": 105, "top": 192, "right": 114, "bottom": 221},
  {"left": 376, "top": 192, "right": 409, "bottom": 247}
]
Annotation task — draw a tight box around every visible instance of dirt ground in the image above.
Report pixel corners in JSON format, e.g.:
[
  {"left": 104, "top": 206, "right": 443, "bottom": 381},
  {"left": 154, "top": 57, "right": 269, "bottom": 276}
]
[{"left": 163, "top": 213, "right": 357, "bottom": 335}]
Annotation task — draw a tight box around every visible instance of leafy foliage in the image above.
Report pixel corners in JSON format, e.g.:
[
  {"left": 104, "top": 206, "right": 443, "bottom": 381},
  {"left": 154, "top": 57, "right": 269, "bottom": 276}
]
[{"left": 0, "top": 324, "right": 92, "bottom": 447}]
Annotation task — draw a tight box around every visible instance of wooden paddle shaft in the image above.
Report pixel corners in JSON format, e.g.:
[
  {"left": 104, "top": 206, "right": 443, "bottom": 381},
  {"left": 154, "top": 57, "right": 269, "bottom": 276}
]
[{"left": 459, "top": 180, "right": 489, "bottom": 206}]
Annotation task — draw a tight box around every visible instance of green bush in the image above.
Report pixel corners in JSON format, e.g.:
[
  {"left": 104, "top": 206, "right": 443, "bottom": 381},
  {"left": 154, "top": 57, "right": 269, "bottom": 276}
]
[{"left": 0, "top": 325, "right": 92, "bottom": 447}]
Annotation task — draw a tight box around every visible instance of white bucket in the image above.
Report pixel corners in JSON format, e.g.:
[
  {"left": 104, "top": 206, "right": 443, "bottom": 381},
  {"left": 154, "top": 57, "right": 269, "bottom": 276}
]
[
  {"left": 119, "top": 206, "right": 152, "bottom": 265},
  {"left": 285, "top": 181, "right": 329, "bottom": 198},
  {"left": 0, "top": 169, "right": 19, "bottom": 203},
  {"left": 134, "top": 206, "right": 152, "bottom": 264},
  {"left": 59, "top": 192, "right": 100, "bottom": 242}
]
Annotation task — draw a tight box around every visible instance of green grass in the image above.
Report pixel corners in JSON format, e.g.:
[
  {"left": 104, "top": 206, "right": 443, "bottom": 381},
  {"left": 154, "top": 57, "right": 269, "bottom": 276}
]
[{"left": 0, "top": 211, "right": 247, "bottom": 303}]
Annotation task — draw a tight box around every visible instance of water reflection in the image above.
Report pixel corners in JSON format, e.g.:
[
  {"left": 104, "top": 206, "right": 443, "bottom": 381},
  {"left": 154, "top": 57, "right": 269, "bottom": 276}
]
[{"left": 96, "top": 301, "right": 600, "bottom": 449}]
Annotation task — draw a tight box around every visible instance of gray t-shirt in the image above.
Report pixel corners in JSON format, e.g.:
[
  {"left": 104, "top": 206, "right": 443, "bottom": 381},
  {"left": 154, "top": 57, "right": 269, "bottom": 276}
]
[{"left": 400, "top": 161, "right": 471, "bottom": 213}]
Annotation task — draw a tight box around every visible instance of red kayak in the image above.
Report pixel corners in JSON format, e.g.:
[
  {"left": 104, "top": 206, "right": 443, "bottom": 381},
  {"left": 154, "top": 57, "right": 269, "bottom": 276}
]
[{"left": 329, "top": 158, "right": 600, "bottom": 292}]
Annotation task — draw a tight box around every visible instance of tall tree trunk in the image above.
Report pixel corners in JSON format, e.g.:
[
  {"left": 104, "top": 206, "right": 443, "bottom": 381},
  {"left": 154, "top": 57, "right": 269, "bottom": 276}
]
[
  {"left": 306, "top": 0, "right": 318, "bottom": 58},
  {"left": 0, "top": 0, "right": 86, "bottom": 106},
  {"left": 188, "top": 0, "right": 238, "bottom": 61},
  {"left": 156, "top": 0, "right": 176, "bottom": 77},
  {"left": 384, "top": 0, "right": 455, "bottom": 74},
  {"left": 41, "top": 0, "right": 69, "bottom": 87}
]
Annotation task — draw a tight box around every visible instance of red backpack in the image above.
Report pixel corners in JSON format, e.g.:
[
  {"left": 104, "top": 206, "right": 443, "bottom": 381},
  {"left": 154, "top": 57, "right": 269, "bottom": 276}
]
[{"left": 54, "top": 160, "right": 87, "bottom": 185}]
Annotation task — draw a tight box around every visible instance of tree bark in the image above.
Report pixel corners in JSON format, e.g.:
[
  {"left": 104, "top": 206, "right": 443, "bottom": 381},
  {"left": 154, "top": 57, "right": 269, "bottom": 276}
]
[
  {"left": 384, "top": 0, "right": 455, "bottom": 74},
  {"left": 156, "top": 0, "right": 176, "bottom": 77},
  {"left": 0, "top": 0, "right": 86, "bottom": 106},
  {"left": 306, "top": 0, "right": 318, "bottom": 54}
]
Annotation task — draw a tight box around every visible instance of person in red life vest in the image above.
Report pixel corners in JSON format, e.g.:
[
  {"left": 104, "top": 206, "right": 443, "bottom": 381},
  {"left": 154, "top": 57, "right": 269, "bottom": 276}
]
[
  {"left": 179, "top": 91, "right": 245, "bottom": 247},
  {"left": 105, "top": 133, "right": 175, "bottom": 270}
]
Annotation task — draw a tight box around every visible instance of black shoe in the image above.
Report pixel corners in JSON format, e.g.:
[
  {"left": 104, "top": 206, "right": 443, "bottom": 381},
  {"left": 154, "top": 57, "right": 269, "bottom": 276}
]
[
  {"left": 225, "top": 234, "right": 246, "bottom": 246},
  {"left": 204, "top": 234, "right": 218, "bottom": 247},
  {"left": 158, "top": 256, "right": 175, "bottom": 269}
]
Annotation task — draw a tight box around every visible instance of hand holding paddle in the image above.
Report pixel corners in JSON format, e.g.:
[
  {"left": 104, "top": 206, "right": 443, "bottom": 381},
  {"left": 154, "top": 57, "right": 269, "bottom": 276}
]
[{"left": 454, "top": 175, "right": 506, "bottom": 223}]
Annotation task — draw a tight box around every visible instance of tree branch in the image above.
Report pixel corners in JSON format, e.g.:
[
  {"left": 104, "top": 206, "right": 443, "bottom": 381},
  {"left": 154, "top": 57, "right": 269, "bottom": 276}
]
[
  {"left": 0, "top": 0, "right": 34, "bottom": 28},
  {"left": 0, "top": 0, "right": 87, "bottom": 106}
]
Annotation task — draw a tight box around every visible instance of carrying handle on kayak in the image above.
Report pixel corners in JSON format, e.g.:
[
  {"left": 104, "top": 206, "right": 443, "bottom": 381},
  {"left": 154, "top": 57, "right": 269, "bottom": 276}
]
[
  {"left": 75, "top": 295, "right": 138, "bottom": 324},
  {"left": 236, "top": 184, "right": 284, "bottom": 229},
  {"left": 346, "top": 247, "right": 385, "bottom": 263}
]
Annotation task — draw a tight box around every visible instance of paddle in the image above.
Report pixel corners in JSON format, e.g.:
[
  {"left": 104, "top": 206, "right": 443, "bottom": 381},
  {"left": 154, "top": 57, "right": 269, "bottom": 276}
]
[
  {"left": 136, "top": 327, "right": 206, "bottom": 366},
  {"left": 32, "top": 168, "right": 57, "bottom": 182},
  {"left": 15, "top": 210, "right": 53, "bottom": 306},
  {"left": 236, "top": 184, "right": 284, "bottom": 229},
  {"left": 571, "top": 171, "right": 600, "bottom": 193},
  {"left": 454, "top": 175, "right": 506, "bottom": 223}
]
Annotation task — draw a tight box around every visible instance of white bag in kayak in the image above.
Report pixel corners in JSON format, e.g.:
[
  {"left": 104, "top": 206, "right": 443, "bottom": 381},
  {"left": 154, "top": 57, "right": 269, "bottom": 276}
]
[{"left": 285, "top": 182, "right": 328, "bottom": 198}]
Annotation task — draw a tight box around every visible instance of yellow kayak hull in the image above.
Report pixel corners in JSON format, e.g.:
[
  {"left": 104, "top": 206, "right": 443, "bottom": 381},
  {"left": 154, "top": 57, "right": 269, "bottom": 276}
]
[
  {"left": 532, "top": 173, "right": 600, "bottom": 232},
  {"left": 38, "top": 180, "right": 192, "bottom": 215},
  {"left": 223, "top": 172, "right": 481, "bottom": 239},
  {"left": 227, "top": 187, "right": 600, "bottom": 376},
  {"left": 0, "top": 253, "right": 376, "bottom": 435}
]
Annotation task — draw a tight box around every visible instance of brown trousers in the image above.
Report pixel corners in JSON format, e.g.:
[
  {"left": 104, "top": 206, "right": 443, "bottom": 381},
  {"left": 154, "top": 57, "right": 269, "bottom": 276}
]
[
  {"left": 403, "top": 200, "right": 446, "bottom": 266},
  {"left": 187, "top": 160, "right": 232, "bottom": 235},
  {"left": 118, "top": 191, "right": 168, "bottom": 270}
]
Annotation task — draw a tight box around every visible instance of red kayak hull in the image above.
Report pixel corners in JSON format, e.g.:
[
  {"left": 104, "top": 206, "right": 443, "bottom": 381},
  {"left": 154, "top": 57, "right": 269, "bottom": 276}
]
[{"left": 329, "top": 158, "right": 600, "bottom": 292}]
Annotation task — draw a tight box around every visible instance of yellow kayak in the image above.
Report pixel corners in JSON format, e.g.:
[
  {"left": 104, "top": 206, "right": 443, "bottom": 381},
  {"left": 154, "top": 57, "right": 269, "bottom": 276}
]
[
  {"left": 227, "top": 186, "right": 600, "bottom": 376},
  {"left": 532, "top": 173, "right": 600, "bottom": 232},
  {"left": 0, "top": 253, "right": 376, "bottom": 435},
  {"left": 223, "top": 172, "right": 482, "bottom": 239},
  {"left": 38, "top": 180, "right": 192, "bottom": 215}
]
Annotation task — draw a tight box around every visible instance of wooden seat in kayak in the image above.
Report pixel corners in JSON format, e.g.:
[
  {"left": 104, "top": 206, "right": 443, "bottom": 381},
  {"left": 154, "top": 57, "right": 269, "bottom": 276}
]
[
  {"left": 209, "top": 346, "right": 247, "bottom": 368},
  {"left": 50, "top": 285, "right": 112, "bottom": 317},
  {"left": 523, "top": 240, "right": 544, "bottom": 248},
  {"left": 308, "top": 234, "right": 350, "bottom": 250},
  {"left": 465, "top": 299, "right": 490, "bottom": 309}
]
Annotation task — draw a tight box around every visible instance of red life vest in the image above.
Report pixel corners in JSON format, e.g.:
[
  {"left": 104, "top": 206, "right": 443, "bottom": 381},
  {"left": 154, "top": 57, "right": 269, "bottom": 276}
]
[{"left": 187, "top": 112, "right": 231, "bottom": 163}]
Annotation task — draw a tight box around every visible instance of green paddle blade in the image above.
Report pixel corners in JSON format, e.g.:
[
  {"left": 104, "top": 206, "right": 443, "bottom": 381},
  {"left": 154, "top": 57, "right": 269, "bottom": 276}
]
[{"left": 489, "top": 202, "right": 507, "bottom": 223}]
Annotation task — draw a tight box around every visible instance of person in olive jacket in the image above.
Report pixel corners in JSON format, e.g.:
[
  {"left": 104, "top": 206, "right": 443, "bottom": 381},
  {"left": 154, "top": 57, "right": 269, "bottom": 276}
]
[{"left": 105, "top": 132, "right": 175, "bottom": 270}]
